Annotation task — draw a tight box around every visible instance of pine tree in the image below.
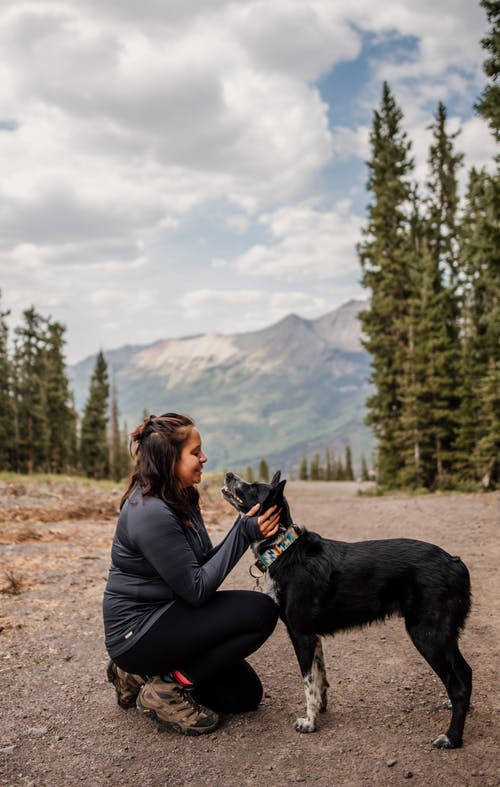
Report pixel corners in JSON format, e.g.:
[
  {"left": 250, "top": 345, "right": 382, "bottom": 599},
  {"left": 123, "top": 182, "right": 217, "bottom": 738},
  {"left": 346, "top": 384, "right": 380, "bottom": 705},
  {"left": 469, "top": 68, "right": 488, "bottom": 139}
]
[
  {"left": 245, "top": 465, "right": 255, "bottom": 482},
  {"left": 344, "top": 445, "right": 354, "bottom": 481},
  {"left": 80, "top": 351, "right": 110, "bottom": 479},
  {"left": 460, "top": 1, "right": 500, "bottom": 487},
  {"left": 258, "top": 458, "right": 270, "bottom": 482},
  {"left": 358, "top": 82, "right": 415, "bottom": 486},
  {"left": 45, "top": 320, "right": 77, "bottom": 473},
  {"left": 456, "top": 168, "right": 500, "bottom": 484},
  {"left": 109, "top": 382, "right": 130, "bottom": 481},
  {"left": 361, "top": 455, "right": 370, "bottom": 482},
  {"left": 325, "top": 448, "right": 334, "bottom": 481},
  {"left": 332, "top": 455, "right": 344, "bottom": 481},
  {"left": 403, "top": 104, "right": 464, "bottom": 488},
  {"left": 310, "top": 453, "right": 320, "bottom": 481},
  {"left": 407, "top": 242, "right": 461, "bottom": 487},
  {"left": 426, "top": 102, "right": 464, "bottom": 289},
  {"left": 475, "top": 0, "right": 500, "bottom": 144},
  {"left": 12, "top": 308, "right": 50, "bottom": 473},
  {"left": 299, "top": 455, "right": 308, "bottom": 480},
  {"left": 121, "top": 421, "right": 131, "bottom": 475},
  {"left": 472, "top": 357, "right": 500, "bottom": 487},
  {"left": 67, "top": 392, "right": 80, "bottom": 473},
  {"left": 396, "top": 189, "right": 426, "bottom": 486},
  {"left": 0, "top": 293, "right": 15, "bottom": 470}
]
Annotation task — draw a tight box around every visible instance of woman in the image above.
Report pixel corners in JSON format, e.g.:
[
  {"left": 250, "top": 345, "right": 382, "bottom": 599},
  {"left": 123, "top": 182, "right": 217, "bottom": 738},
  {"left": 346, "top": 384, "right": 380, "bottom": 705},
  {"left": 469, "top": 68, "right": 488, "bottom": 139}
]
[{"left": 103, "top": 413, "right": 280, "bottom": 736}]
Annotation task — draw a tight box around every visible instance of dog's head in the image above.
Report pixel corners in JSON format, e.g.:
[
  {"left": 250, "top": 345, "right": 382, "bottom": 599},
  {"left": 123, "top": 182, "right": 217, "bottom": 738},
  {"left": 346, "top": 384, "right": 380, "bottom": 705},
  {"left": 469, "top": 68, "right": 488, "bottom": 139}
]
[{"left": 221, "top": 470, "right": 290, "bottom": 529}]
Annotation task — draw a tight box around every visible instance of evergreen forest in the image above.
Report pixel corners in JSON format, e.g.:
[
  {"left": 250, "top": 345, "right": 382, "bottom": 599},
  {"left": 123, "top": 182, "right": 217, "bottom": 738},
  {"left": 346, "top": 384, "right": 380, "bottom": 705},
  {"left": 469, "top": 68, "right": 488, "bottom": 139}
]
[
  {"left": 0, "top": 305, "right": 129, "bottom": 481},
  {"left": 358, "top": 0, "right": 499, "bottom": 490}
]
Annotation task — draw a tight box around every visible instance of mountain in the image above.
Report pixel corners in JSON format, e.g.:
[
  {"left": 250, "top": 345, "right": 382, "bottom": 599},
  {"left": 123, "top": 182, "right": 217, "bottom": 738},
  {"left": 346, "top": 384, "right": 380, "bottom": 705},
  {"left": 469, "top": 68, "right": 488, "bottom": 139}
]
[{"left": 68, "top": 299, "right": 373, "bottom": 474}]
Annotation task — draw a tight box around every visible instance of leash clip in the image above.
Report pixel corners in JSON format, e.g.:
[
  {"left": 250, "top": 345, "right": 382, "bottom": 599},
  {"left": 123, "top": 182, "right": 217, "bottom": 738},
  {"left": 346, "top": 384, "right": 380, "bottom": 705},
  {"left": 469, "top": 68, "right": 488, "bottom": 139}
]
[{"left": 249, "top": 563, "right": 262, "bottom": 591}]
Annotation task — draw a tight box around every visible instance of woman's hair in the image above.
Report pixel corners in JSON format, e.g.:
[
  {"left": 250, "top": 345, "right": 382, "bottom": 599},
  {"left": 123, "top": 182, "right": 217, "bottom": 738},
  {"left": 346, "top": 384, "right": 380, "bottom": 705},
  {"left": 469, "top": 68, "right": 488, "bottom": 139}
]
[{"left": 121, "top": 412, "right": 200, "bottom": 521}]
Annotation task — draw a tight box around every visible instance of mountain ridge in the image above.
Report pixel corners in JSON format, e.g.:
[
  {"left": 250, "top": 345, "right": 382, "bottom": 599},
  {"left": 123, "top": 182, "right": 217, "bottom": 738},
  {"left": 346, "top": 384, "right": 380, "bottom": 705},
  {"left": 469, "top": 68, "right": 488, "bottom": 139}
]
[{"left": 69, "top": 299, "right": 373, "bottom": 473}]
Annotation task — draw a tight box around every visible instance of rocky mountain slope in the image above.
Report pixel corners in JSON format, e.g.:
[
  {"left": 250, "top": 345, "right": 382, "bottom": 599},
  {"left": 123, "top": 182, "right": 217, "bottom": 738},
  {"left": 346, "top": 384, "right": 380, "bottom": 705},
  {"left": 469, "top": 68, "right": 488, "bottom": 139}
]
[{"left": 69, "top": 299, "right": 373, "bottom": 474}]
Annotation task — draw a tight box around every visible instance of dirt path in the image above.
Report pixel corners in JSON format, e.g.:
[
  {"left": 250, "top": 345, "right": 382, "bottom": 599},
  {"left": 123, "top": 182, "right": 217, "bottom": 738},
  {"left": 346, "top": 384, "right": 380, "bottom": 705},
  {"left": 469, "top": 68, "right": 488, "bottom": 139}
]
[{"left": 1, "top": 483, "right": 499, "bottom": 786}]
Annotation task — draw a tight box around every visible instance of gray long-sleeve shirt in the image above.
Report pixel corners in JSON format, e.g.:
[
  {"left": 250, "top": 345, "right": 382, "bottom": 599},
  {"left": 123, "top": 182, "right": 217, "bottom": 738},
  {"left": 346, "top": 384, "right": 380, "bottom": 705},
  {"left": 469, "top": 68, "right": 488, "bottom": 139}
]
[{"left": 103, "top": 486, "right": 260, "bottom": 658}]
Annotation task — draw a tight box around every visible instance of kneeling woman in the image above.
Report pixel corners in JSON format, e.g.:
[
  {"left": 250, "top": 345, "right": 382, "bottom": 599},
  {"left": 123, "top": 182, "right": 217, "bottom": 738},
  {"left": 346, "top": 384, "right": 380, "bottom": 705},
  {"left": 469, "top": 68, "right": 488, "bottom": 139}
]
[{"left": 103, "top": 413, "right": 279, "bottom": 735}]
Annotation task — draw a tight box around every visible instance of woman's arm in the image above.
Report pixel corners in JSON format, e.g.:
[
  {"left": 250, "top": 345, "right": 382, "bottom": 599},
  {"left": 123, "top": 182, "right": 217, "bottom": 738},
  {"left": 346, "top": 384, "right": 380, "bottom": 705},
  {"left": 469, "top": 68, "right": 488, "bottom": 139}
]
[
  {"left": 130, "top": 501, "right": 260, "bottom": 607},
  {"left": 205, "top": 503, "right": 279, "bottom": 560}
]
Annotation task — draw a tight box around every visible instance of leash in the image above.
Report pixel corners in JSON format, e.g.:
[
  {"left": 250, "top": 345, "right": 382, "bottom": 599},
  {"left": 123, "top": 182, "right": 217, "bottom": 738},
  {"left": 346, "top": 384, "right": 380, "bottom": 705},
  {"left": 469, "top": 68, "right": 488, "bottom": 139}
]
[{"left": 249, "top": 524, "right": 302, "bottom": 590}]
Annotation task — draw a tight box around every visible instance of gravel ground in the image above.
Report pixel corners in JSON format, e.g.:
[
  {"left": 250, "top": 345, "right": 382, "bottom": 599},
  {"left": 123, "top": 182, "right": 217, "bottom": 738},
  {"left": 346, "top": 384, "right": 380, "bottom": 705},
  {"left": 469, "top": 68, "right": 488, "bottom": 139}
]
[{"left": 0, "top": 480, "right": 499, "bottom": 787}]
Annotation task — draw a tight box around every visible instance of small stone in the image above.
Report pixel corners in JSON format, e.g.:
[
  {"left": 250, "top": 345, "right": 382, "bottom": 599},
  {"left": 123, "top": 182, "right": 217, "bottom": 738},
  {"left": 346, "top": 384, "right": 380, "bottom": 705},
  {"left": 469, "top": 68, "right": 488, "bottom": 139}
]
[
  {"left": 29, "top": 726, "right": 48, "bottom": 736},
  {"left": 0, "top": 745, "right": 16, "bottom": 754},
  {"left": 387, "top": 759, "right": 397, "bottom": 767},
  {"left": 404, "top": 772, "right": 413, "bottom": 779}
]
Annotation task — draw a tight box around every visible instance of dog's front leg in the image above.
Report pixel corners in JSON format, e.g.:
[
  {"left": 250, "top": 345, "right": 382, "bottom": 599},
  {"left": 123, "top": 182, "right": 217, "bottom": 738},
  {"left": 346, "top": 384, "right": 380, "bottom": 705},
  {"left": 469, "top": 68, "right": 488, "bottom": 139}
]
[
  {"left": 287, "top": 630, "right": 327, "bottom": 733},
  {"left": 315, "top": 637, "right": 329, "bottom": 713}
]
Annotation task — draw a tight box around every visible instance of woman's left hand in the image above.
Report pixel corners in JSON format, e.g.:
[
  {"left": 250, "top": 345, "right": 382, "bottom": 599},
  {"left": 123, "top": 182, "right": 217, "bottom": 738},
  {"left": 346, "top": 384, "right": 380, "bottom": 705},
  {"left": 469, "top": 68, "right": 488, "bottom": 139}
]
[{"left": 246, "top": 503, "right": 281, "bottom": 538}]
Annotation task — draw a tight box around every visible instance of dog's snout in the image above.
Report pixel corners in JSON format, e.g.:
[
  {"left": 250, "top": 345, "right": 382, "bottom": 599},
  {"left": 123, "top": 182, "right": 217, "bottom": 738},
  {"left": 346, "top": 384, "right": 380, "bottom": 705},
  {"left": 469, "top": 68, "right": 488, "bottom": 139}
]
[{"left": 225, "top": 472, "right": 235, "bottom": 482}]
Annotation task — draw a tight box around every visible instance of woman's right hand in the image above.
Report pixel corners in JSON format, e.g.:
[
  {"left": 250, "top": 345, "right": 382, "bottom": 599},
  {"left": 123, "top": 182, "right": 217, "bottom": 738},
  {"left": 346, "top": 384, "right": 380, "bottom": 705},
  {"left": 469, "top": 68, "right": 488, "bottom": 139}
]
[{"left": 246, "top": 503, "right": 281, "bottom": 538}]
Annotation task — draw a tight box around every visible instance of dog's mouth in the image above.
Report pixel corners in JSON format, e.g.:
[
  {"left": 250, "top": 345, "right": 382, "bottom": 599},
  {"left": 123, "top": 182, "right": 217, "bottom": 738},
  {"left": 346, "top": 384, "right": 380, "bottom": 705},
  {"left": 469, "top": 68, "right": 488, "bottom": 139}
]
[{"left": 221, "top": 486, "right": 244, "bottom": 506}]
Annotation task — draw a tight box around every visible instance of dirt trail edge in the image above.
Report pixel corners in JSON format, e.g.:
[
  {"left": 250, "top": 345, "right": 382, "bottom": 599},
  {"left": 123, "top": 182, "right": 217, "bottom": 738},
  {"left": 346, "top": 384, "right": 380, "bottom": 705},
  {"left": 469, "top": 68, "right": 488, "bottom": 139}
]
[{"left": 1, "top": 484, "right": 499, "bottom": 786}]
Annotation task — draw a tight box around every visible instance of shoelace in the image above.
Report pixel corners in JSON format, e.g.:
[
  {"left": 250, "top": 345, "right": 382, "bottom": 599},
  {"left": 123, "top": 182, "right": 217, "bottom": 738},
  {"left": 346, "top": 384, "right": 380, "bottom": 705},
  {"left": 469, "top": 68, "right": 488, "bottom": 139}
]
[{"left": 174, "top": 684, "right": 204, "bottom": 715}]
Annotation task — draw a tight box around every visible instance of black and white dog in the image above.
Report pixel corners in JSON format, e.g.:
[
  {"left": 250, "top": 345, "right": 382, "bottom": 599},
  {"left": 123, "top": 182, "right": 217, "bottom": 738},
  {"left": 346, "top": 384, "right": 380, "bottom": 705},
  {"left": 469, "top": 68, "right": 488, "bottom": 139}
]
[{"left": 222, "top": 471, "right": 472, "bottom": 749}]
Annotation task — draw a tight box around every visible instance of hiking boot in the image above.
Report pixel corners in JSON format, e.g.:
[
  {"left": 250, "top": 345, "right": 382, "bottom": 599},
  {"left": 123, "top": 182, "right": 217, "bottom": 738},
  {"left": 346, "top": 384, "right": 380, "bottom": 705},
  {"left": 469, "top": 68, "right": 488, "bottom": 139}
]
[
  {"left": 107, "top": 660, "right": 145, "bottom": 709},
  {"left": 136, "top": 675, "right": 219, "bottom": 736}
]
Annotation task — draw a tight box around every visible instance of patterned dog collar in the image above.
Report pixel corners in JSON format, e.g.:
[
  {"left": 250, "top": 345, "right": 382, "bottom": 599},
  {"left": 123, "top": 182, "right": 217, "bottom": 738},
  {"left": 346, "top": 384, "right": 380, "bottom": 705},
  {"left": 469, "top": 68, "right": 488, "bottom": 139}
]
[{"left": 254, "top": 525, "right": 301, "bottom": 573}]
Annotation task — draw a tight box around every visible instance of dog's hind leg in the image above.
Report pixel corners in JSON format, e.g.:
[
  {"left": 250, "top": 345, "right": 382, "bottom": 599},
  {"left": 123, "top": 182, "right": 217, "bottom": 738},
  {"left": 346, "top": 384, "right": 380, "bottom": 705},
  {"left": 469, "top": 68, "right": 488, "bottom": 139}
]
[
  {"left": 432, "top": 644, "right": 472, "bottom": 749},
  {"left": 287, "top": 630, "right": 328, "bottom": 732},
  {"left": 406, "top": 623, "right": 472, "bottom": 748}
]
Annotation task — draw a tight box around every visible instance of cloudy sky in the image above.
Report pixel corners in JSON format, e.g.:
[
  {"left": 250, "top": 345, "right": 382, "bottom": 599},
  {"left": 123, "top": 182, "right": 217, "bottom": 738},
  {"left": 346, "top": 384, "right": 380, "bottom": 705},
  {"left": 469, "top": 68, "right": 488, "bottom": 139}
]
[{"left": 0, "top": 0, "right": 495, "bottom": 364}]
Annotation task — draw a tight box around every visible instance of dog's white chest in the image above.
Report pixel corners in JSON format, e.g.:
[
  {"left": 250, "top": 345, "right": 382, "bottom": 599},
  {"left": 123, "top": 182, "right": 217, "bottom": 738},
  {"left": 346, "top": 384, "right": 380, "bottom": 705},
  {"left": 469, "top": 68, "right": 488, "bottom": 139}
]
[{"left": 263, "top": 571, "right": 278, "bottom": 602}]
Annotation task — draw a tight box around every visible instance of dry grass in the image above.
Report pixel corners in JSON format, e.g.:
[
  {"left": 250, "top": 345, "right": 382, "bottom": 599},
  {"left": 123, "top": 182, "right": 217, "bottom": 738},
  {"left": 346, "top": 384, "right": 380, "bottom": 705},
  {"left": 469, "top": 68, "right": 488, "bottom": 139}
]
[
  {"left": 12, "top": 525, "right": 43, "bottom": 543},
  {"left": 0, "top": 474, "right": 122, "bottom": 526},
  {"left": 0, "top": 570, "right": 24, "bottom": 596}
]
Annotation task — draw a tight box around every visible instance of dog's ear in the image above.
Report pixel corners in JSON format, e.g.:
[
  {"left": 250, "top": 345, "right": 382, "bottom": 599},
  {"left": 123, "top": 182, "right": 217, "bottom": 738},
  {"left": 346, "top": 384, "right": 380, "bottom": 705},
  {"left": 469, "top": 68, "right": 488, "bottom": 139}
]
[
  {"left": 274, "top": 479, "right": 286, "bottom": 498},
  {"left": 271, "top": 470, "right": 281, "bottom": 486}
]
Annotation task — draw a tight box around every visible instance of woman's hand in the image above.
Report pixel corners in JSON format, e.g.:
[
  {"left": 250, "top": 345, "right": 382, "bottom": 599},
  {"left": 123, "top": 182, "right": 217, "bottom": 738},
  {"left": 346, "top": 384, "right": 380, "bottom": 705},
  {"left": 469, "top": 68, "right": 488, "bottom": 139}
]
[{"left": 246, "top": 503, "right": 281, "bottom": 538}]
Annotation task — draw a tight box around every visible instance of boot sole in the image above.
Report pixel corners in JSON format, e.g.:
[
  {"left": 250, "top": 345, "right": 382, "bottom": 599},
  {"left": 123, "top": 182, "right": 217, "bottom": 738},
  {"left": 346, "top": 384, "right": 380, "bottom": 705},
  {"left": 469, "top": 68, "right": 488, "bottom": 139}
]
[
  {"left": 136, "top": 697, "right": 219, "bottom": 736},
  {"left": 106, "top": 660, "right": 139, "bottom": 709}
]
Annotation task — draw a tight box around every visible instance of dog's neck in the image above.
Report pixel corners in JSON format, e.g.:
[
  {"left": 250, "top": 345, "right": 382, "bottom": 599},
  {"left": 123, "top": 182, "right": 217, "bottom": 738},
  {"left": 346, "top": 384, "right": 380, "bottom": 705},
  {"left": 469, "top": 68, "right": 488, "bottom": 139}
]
[
  {"left": 280, "top": 496, "right": 293, "bottom": 528},
  {"left": 252, "top": 522, "right": 301, "bottom": 572},
  {"left": 251, "top": 495, "right": 296, "bottom": 557}
]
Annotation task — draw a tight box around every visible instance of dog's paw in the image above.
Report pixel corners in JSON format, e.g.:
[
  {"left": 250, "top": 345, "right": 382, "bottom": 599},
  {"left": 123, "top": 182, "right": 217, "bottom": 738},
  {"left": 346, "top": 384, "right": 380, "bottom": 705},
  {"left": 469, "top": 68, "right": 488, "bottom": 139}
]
[
  {"left": 295, "top": 717, "right": 317, "bottom": 733},
  {"left": 432, "top": 733, "right": 460, "bottom": 749}
]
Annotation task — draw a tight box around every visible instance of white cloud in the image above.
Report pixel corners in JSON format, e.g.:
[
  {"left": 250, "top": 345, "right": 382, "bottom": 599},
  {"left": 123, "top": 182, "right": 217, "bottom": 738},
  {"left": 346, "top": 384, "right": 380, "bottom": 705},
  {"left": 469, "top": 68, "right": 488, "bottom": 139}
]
[
  {"left": 460, "top": 115, "right": 498, "bottom": 175},
  {"left": 180, "top": 287, "right": 332, "bottom": 334},
  {"left": 232, "top": 1, "right": 361, "bottom": 81},
  {"left": 0, "top": 0, "right": 339, "bottom": 234},
  {"left": 0, "top": 0, "right": 490, "bottom": 253},
  {"left": 214, "top": 202, "right": 364, "bottom": 281},
  {"left": 352, "top": 0, "right": 486, "bottom": 78},
  {"left": 331, "top": 125, "right": 371, "bottom": 161},
  {"left": 337, "top": 0, "right": 490, "bottom": 178},
  {"left": 223, "top": 213, "right": 251, "bottom": 234}
]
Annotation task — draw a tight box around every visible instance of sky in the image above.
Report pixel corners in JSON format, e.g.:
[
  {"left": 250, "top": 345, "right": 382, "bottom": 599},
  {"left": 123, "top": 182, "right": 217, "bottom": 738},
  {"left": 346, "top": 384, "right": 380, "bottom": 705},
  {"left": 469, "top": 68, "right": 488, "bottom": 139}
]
[{"left": 0, "top": 0, "right": 496, "bottom": 364}]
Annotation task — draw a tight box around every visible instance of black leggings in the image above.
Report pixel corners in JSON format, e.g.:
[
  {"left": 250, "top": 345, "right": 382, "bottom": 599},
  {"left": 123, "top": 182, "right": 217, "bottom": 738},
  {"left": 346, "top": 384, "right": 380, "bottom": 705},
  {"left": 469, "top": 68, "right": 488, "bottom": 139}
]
[{"left": 114, "top": 590, "right": 278, "bottom": 713}]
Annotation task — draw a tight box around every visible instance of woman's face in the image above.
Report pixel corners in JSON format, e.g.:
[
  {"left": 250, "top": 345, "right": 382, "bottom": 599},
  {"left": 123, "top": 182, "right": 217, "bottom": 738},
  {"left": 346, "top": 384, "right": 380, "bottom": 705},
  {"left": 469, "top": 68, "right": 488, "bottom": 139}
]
[{"left": 175, "top": 427, "right": 207, "bottom": 488}]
